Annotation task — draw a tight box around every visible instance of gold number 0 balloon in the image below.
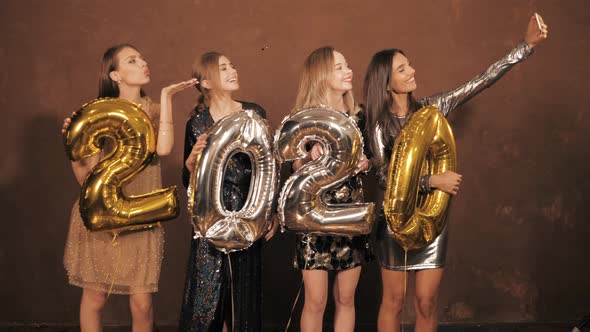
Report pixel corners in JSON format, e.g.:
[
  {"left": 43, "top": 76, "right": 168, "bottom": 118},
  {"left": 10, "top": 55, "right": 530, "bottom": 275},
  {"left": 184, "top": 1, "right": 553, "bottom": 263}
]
[
  {"left": 188, "top": 110, "right": 277, "bottom": 253},
  {"left": 63, "top": 98, "right": 179, "bottom": 234},
  {"left": 384, "top": 105, "right": 457, "bottom": 250},
  {"left": 275, "top": 107, "right": 375, "bottom": 236}
]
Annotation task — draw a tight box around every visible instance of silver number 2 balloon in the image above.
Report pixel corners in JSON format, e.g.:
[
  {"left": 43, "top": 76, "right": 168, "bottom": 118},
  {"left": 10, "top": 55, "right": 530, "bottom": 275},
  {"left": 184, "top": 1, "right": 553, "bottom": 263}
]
[
  {"left": 275, "top": 107, "right": 374, "bottom": 236},
  {"left": 188, "top": 110, "right": 277, "bottom": 252}
]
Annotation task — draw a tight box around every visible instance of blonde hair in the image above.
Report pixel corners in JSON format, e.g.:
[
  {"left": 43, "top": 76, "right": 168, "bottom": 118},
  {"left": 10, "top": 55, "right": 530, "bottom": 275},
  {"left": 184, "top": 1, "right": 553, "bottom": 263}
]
[
  {"left": 191, "top": 51, "right": 223, "bottom": 113},
  {"left": 293, "top": 46, "right": 357, "bottom": 114}
]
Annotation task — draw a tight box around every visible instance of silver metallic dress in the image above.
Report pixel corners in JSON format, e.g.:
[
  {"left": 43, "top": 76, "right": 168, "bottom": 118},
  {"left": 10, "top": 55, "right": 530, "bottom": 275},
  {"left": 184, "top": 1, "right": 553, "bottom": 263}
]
[{"left": 375, "top": 41, "right": 533, "bottom": 271}]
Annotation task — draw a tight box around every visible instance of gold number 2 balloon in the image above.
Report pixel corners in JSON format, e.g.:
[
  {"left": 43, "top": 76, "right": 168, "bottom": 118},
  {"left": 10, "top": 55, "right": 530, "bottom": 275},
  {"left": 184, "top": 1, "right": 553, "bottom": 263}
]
[
  {"left": 63, "top": 98, "right": 179, "bottom": 234},
  {"left": 383, "top": 105, "right": 457, "bottom": 250}
]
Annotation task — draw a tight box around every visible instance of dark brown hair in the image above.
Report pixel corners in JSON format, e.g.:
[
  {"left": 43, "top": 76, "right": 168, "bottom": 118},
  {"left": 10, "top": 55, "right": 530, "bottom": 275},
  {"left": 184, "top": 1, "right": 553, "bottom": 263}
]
[
  {"left": 97, "top": 44, "right": 146, "bottom": 98},
  {"left": 363, "top": 48, "right": 420, "bottom": 154}
]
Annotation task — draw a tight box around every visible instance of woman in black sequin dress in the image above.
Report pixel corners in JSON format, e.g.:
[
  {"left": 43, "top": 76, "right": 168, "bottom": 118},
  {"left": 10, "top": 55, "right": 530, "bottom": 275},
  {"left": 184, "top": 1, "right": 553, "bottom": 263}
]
[
  {"left": 178, "top": 52, "right": 278, "bottom": 332},
  {"left": 291, "top": 46, "right": 372, "bottom": 332}
]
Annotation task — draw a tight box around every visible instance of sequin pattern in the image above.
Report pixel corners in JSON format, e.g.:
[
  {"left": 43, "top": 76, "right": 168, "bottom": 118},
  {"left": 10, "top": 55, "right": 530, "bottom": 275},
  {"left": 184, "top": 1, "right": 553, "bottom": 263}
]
[
  {"left": 293, "top": 112, "right": 373, "bottom": 271},
  {"left": 63, "top": 97, "right": 165, "bottom": 294}
]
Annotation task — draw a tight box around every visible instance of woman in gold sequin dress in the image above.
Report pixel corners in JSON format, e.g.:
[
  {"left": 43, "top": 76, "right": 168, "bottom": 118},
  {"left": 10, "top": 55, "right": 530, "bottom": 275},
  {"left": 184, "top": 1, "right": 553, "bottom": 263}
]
[{"left": 62, "top": 44, "right": 194, "bottom": 332}]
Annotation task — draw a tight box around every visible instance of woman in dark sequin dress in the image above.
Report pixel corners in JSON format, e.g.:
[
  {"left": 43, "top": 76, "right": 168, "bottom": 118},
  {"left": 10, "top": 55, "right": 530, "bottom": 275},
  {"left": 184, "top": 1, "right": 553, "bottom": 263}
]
[
  {"left": 291, "top": 46, "right": 372, "bottom": 332},
  {"left": 363, "top": 15, "right": 548, "bottom": 332},
  {"left": 178, "top": 52, "right": 278, "bottom": 332}
]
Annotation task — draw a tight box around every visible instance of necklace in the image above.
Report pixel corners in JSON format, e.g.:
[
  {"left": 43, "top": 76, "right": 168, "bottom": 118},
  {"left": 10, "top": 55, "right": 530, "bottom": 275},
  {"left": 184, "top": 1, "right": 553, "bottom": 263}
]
[{"left": 316, "top": 103, "right": 348, "bottom": 114}]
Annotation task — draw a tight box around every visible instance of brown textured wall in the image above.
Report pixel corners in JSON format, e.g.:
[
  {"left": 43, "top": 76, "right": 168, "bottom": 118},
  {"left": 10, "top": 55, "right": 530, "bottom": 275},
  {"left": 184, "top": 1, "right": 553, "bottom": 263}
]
[{"left": 1, "top": 0, "right": 589, "bottom": 328}]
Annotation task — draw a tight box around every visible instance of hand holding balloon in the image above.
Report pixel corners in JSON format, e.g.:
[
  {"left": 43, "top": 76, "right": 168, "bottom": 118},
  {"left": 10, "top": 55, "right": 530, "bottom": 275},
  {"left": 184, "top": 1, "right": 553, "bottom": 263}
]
[
  {"left": 61, "top": 113, "right": 76, "bottom": 134},
  {"left": 310, "top": 143, "right": 324, "bottom": 160},
  {"left": 64, "top": 98, "right": 179, "bottom": 234},
  {"left": 275, "top": 107, "right": 375, "bottom": 236},
  {"left": 264, "top": 216, "right": 280, "bottom": 241},
  {"left": 185, "top": 133, "right": 209, "bottom": 170},
  {"left": 383, "top": 105, "right": 456, "bottom": 250},
  {"left": 188, "top": 110, "right": 277, "bottom": 252},
  {"left": 355, "top": 153, "right": 370, "bottom": 174},
  {"left": 429, "top": 171, "right": 462, "bottom": 195}
]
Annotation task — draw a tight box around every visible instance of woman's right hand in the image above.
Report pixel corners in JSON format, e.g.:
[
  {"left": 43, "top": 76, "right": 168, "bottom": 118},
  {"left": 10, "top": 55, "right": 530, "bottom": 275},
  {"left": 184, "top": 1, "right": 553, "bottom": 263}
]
[
  {"left": 61, "top": 112, "right": 76, "bottom": 134},
  {"left": 185, "top": 134, "right": 209, "bottom": 171},
  {"left": 429, "top": 171, "right": 462, "bottom": 195},
  {"left": 524, "top": 13, "right": 548, "bottom": 48},
  {"left": 292, "top": 143, "right": 323, "bottom": 171},
  {"left": 161, "top": 78, "right": 198, "bottom": 100},
  {"left": 310, "top": 143, "right": 324, "bottom": 160}
]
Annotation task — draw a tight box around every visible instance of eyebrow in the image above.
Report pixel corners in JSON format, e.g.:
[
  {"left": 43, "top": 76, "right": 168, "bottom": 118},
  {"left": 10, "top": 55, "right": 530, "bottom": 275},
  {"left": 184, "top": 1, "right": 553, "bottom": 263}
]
[
  {"left": 123, "top": 55, "right": 137, "bottom": 61},
  {"left": 395, "top": 63, "right": 406, "bottom": 70},
  {"left": 219, "top": 62, "right": 232, "bottom": 67}
]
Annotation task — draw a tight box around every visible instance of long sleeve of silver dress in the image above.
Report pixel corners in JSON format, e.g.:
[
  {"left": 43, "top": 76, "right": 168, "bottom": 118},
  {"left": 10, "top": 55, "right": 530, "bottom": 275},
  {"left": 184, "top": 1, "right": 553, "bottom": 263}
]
[{"left": 376, "top": 41, "right": 533, "bottom": 271}]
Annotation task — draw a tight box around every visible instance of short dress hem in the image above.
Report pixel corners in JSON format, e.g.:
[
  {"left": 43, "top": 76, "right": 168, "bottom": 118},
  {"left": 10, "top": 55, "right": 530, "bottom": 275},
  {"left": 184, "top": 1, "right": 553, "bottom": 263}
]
[{"left": 379, "top": 262, "right": 443, "bottom": 272}]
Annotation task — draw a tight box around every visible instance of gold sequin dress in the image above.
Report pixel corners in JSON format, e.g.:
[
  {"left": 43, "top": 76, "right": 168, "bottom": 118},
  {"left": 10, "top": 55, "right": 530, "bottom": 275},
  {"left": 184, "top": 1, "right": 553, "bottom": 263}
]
[{"left": 63, "top": 98, "right": 165, "bottom": 294}]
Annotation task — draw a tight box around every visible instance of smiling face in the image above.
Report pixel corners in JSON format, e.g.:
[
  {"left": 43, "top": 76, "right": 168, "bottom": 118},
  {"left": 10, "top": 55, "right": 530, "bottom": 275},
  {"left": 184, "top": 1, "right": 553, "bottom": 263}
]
[
  {"left": 216, "top": 55, "right": 239, "bottom": 92},
  {"left": 109, "top": 47, "right": 150, "bottom": 87},
  {"left": 327, "top": 51, "right": 353, "bottom": 94},
  {"left": 390, "top": 52, "right": 416, "bottom": 94}
]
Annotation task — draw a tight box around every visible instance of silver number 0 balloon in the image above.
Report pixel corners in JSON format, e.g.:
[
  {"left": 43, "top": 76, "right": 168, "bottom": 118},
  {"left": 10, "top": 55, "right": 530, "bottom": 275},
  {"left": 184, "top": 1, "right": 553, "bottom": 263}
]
[
  {"left": 275, "top": 107, "right": 375, "bottom": 236},
  {"left": 188, "top": 110, "right": 277, "bottom": 253}
]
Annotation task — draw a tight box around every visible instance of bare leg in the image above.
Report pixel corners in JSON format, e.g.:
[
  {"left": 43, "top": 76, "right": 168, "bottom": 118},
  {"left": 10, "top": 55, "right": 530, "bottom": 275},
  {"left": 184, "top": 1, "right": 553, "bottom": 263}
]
[
  {"left": 377, "top": 268, "right": 406, "bottom": 332},
  {"left": 80, "top": 288, "right": 106, "bottom": 332},
  {"left": 333, "top": 266, "right": 362, "bottom": 332},
  {"left": 414, "top": 268, "right": 444, "bottom": 332},
  {"left": 129, "top": 293, "right": 154, "bottom": 332},
  {"left": 300, "top": 270, "right": 328, "bottom": 332}
]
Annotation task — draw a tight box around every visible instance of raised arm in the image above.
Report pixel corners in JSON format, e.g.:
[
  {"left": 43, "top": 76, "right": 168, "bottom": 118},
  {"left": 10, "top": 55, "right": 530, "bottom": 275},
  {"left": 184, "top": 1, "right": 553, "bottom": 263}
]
[
  {"left": 156, "top": 79, "right": 197, "bottom": 156},
  {"left": 422, "top": 14, "right": 548, "bottom": 116}
]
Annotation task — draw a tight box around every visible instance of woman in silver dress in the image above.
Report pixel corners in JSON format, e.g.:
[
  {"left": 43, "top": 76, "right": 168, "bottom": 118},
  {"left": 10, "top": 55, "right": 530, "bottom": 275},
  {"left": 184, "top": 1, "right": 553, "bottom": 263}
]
[{"left": 363, "top": 14, "right": 548, "bottom": 332}]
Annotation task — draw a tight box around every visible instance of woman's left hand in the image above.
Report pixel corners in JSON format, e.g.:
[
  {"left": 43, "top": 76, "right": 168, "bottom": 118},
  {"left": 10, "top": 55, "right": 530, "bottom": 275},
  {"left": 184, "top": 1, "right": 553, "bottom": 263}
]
[
  {"left": 355, "top": 153, "right": 370, "bottom": 174},
  {"left": 524, "top": 13, "right": 548, "bottom": 48},
  {"left": 264, "top": 216, "right": 279, "bottom": 241},
  {"left": 161, "top": 78, "right": 198, "bottom": 98}
]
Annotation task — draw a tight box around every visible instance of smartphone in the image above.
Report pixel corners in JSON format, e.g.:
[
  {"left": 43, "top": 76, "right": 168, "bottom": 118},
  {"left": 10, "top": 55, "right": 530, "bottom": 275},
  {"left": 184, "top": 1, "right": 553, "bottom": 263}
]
[{"left": 534, "top": 13, "right": 543, "bottom": 31}]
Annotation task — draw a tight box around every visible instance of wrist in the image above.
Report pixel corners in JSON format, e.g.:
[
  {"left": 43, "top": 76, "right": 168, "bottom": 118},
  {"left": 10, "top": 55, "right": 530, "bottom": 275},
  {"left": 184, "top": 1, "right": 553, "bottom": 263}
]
[{"left": 428, "top": 174, "right": 437, "bottom": 188}]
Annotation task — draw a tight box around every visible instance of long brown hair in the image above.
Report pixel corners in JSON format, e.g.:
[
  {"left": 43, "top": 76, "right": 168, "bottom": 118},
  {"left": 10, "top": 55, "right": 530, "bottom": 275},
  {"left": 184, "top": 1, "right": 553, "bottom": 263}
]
[
  {"left": 98, "top": 44, "right": 146, "bottom": 98},
  {"left": 363, "top": 48, "right": 420, "bottom": 154},
  {"left": 191, "top": 51, "right": 223, "bottom": 114},
  {"left": 293, "top": 46, "right": 357, "bottom": 114}
]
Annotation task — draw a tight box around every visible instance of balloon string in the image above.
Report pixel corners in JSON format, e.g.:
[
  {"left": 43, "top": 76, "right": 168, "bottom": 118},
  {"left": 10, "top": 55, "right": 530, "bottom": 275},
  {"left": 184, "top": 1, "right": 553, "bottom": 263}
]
[
  {"left": 285, "top": 235, "right": 311, "bottom": 331},
  {"left": 284, "top": 279, "right": 303, "bottom": 332},
  {"left": 106, "top": 234, "right": 121, "bottom": 299},
  {"left": 227, "top": 253, "right": 235, "bottom": 332},
  {"left": 401, "top": 249, "right": 408, "bottom": 332}
]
